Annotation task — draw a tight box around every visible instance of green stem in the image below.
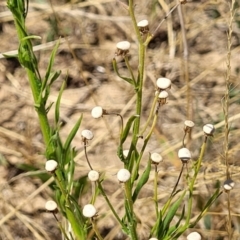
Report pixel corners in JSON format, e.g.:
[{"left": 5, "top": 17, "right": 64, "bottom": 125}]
[
  {"left": 7, "top": 0, "right": 54, "bottom": 156},
  {"left": 131, "top": 112, "right": 158, "bottom": 183},
  {"left": 124, "top": 180, "right": 138, "bottom": 240},
  {"left": 186, "top": 137, "right": 207, "bottom": 224},
  {"left": 91, "top": 219, "right": 104, "bottom": 240},
  {"left": 97, "top": 182, "right": 128, "bottom": 232},
  {"left": 128, "top": 0, "right": 145, "bottom": 153},
  {"left": 139, "top": 93, "right": 159, "bottom": 136},
  {"left": 154, "top": 165, "right": 158, "bottom": 216}
]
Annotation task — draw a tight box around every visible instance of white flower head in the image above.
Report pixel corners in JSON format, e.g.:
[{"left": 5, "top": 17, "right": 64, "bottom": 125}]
[
  {"left": 149, "top": 238, "right": 158, "bottom": 240},
  {"left": 178, "top": 148, "right": 191, "bottom": 162},
  {"left": 115, "top": 41, "right": 131, "bottom": 56},
  {"left": 150, "top": 152, "right": 163, "bottom": 164},
  {"left": 184, "top": 120, "right": 195, "bottom": 128},
  {"left": 45, "top": 160, "right": 58, "bottom": 172},
  {"left": 82, "top": 204, "right": 97, "bottom": 218},
  {"left": 88, "top": 170, "right": 100, "bottom": 182},
  {"left": 156, "top": 77, "right": 171, "bottom": 90},
  {"left": 223, "top": 179, "right": 235, "bottom": 191},
  {"left": 203, "top": 124, "right": 215, "bottom": 136},
  {"left": 91, "top": 106, "right": 104, "bottom": 119},
  {"left": 45, "top": 200, "right": 58, "bottom": 212},
  {"left": 137, "top": 20, "right": 149, "bottom": 34},
  {"left": 187, "top": 232, "right": 202, "bottom": 240},
  {"left": 158, "top": 90, "right": 168, "bottom": 105},
  {"left": 117, "top": 169, "right": 131, "bottom": 183},
  {"left": 81, "top": 129, "right": 94, "bottom": 141}
]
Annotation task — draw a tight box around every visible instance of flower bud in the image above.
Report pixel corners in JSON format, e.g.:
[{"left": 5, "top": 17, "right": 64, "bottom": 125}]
[
  {"left": 45, "top": 160, "right": 58, "bottom": 173},
  {"left": 184, "top": 120, "right": 195, "bottom": 129},
  {"left": 115, "top": 41, "right": 130, "bottom": 56},
  {"left": 81, "top": 129, "right": 94, "bottom": 141},
  {"left": 178, "top": 148, "right": 191, "bottom": 162},
  {"left": 203, "top": 124, "right": 215, "bottom": 136},
  {"left": 158, "top": 90, "right": 168, "bottom": 105},
  {"left": 150, "top": 152, "right": 163, "bottom": 164},
  {"left": 82, "top": 204, "right": 97, "bottom": 218},
  {"left": 88, "top": 170, "right": 100, "bottom": 182},
  {"left": 45, "top": 200, "right": 58, "bottom": 213},
  {"left": 137, "top": 20, "right": 149, "bottom": 34},
  {"left": 156, "top": 77, "right": 171, "bottom": 90},
  {"left": 91, "top": 106, "right": 104, "bottom": 118},
  {"left": 223, "top": 179, "right": 235, "bottom": 191},
  {"left": 187, "top": 232, "right": 201, "bottom": 240},
  {"left": 117, "top": 169, "right": 131, "bottom": 183}
]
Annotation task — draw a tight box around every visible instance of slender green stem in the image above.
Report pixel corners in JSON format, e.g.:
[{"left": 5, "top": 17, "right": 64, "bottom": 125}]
[
  {"left": 124, "top": 56, "right": 136, "bottom": 85},
  {"left": 131, "top": 111, "right": 158, "bottom": 183},
  {"left": 186, "top": 137, "right": 207, "bottom": 224},
  {"left": 154, "top": 165, "right": 158, "bottom": 216},
  {"left": 91, "top": 219, "right": 104, "bottom": 240},
  {"left": 128, "top": 0, "right": 145, "bottom": 150},
  {"left": 97, "top": 182, "right": 127, "bottom": 232},
  {"left": 140, "top": 93, "right": 159, "bottom": 136},
  {"left": 124, "top": 180, "right": 138, "bottom": 240},
  {"left": 7, "top": 0, "right": 54, "bottom": 155}
]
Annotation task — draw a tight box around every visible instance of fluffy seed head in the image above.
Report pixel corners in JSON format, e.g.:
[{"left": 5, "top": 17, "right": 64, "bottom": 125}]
[
  {"left": 81, "top": 129, "right": 94, "bottom": 140},
  {"left": 223, "top": 179, "right": 235, "bottom": 191},
  {"left": 117, "top": 169, "right": 131, "bottom": 183},
  {"left": 83, "top": 204, "right": 97, "bottom": 218},
  {"left": 150, "top": 152, "right": 163, "bottom": 164},
  {"left": 178, "top": 148, "right": 191, "bottom": 162},
  {"left": 203, "top": 124, "right": 215, "bottom": 136},
  {"left": 149, "top": 238, "right": 158, "bottom": 240},
  {"left": 88, "top": 170, "right": 100, "bottom": 182},
  {"left": 187, "top": 232, "right": 202, "bottom": 240},
  {"left": 45, "top": 200, "right": 58, "bottom": 212},
  {"left": 45, "top": 160, "right": 58, "bottom": 172},
  {"left": 91, "top": 106, "right": 104, "bottom": 118},
  {"left": 156, "top": 77, "right": 171, "bottom": 90}
]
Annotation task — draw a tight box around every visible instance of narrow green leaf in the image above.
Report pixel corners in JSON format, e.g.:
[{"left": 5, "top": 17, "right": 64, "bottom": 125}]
[
  {"left": 120, "top": 115, "right": 140, "bottom": 144},
  {"left": 65, "top": 207, "right": 85, "bottom": 239},
  {"left": 49, "top": 70, "right": 61, "bottom": 85},
  {"left": 112, "top": 58, "right": 134, "bottom": 85},
  {"left": 44, "top": 39, "right": 60, "bottom": 85},
  {"left": 55, "top": 80, "right": 66, "bottom": 125},
  {"left": 40, "top": 41, "right": 61, "bottom": 99},
  {"left": 167, "top": 205, "right": 185, "bottom": 237},
  {"left": 190, "top": 188, "right": 222, "bottom": 228},
  {"left": 157, "top": 191, "right": 186, "bottom": 238},
  {"left": 63, "top": 115, "right": 83, "bottom": 153},
  {"left": 132, "top": 159, "right": 151, "bottom": 202},
  {"left": 2, "top": 53, "right": 18, "bottom": 58}
]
